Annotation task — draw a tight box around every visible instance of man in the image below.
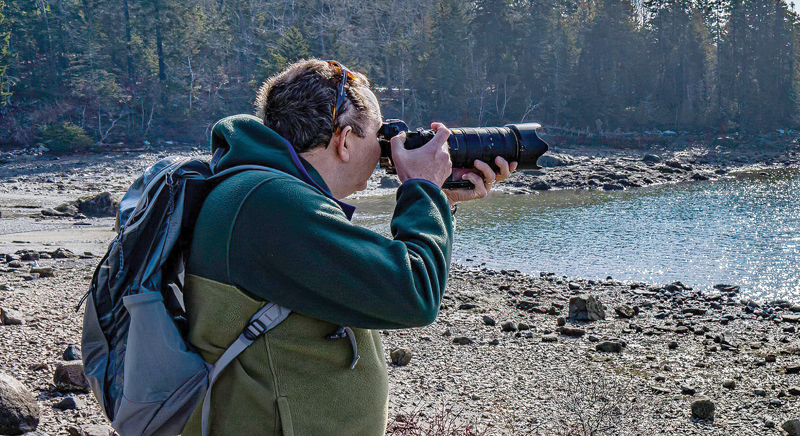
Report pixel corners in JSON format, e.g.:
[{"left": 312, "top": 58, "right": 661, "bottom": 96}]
[{"left": 180, "top": 59, "right": 515, "bottom": 435}]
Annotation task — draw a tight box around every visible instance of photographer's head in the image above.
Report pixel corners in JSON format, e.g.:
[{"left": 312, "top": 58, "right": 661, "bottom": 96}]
[
  {"left": 255, "top": 59, "right": 380, "bottom": 153},
  {"left": 255, "top": 59, "right": 383, "bottom": 199}
]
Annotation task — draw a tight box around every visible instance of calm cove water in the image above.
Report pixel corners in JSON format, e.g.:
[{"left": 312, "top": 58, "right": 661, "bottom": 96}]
[{"left": 350, "top": 169, "right": 800, "bottom": 302}]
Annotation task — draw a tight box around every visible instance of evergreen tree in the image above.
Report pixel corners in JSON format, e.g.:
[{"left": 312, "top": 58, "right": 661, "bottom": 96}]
[{"left": 0, "top": 0, "right": 10, "bottom": 105}]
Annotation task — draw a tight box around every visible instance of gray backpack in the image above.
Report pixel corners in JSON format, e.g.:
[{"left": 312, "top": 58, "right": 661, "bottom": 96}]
[{"left": 80, "top": 155, "right": 291, "bottom": 436}]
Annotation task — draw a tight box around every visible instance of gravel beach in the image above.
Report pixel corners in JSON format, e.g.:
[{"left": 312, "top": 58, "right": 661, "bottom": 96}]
[{"left": 1, "top": 136, "right": 799, "bottom": 435}]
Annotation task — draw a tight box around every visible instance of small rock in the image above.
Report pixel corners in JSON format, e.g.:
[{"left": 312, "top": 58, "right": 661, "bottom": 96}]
[
  {"left": 568, "top": 283, "right": 581, "bottom": 291},
  {"left": 488, "top": 339, "right": 500, "bottom": 346},
  {"left": 482, "top": 316, "right": 496, "bottom": 326},
  {"left": 62, "top": 345, "right": 82, "bottom": 361},
  {"left": 29, "top": 267, "right": 55, "bottom": 278},
  {"left": 1, "top": 308, "right": 25, "bottom": 325},
  {"left": 769, "top": 399, "right": 783, "bottom": 408},
  {"left": 0, "top": 372, "right": 40, "bottom": 435},
  {"left": 517, "top": 323, "right": 530, "bottom": 331},
  {"left": 500, "top": 321, "right": 518, "bottom": 332},
  {"left": 390, "top": 348, "right": 413, "bottom": 366},
  {"left": 766, "top": 354, "right": 777, "bottom": 363},
  {"left": 691, "top": 398, "right": 715, "bottom": 420},
  {"left": 614, "top": 305, "right": 635, "bottom": 319},
  {"left": 786, "top": 365, "right": 800, "bottom": 374},
  {"left": 452, "top": 337, "right": 474, "bottom": 345},
  {"left": 784, "top": 420, "right": 800, "bottom": 436},
  {"left": 67, "top": 424, "right": 115, "bottom": 436},
  {"left": 723, "top": 380, "right": 736, "bottom": 389},
  {"left": 668, "top": 341, "right": 678, "bottom": 350},
  {"left": 674, "top": 326, "right": 690, "bottom": 334},
  {"left": 7, "top": 260, "right": 22, "bottom": 268},
  {"left": 458, "top": 303, "right": 478, "bottom": 310},
  {"left": 681, "top": 386, "right": 697, "bottom": 396},
  {"left": 52, "top": 248, "right": 75, "bottom": 259},
  {"left": 54, "top": 396, "right": 84, "bottom": 411},
  {"left": 53, "top": 362, "right": 90, "bottom": 392},
  {"left": 559, "top": 327, "right": 585, "bottom": 338},
  {"left": 75, "top": 192, "right": 117, "bottom": 217},
  {"left": 754, "top": 388, "right": 767, "bottom": 396},
  {"left": 541, "top": 334, "right": 558, "bottom": 343},
  {"left": 788, "top": 386, "right": 800, "bottom": 395},
  {"left": 556, "top": 317, "right": 566, "bottom": 327},
  {"left": 596, "top": 341, "right": 623, "bottom": 353}
]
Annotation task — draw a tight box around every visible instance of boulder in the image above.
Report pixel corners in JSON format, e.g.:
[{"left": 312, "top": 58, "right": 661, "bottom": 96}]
[
  {"left": 569, "top": 295, "right": 606, "bottom": 321},
  {"left": 0, "top": 372, "right": 40, "bottom": 435},
  {"left": 52, "top": 248, "right": 75, "bottom": 259}
]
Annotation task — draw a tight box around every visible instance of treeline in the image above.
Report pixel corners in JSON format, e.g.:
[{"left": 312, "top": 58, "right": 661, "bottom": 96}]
[{"left": 0, "top": 0, "right": 797, "bottom": 147}]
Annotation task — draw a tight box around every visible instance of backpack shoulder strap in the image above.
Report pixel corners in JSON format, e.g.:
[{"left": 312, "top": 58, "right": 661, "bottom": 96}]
[{"left": 200, "top": 299, "right": 292, "bottom": 436}]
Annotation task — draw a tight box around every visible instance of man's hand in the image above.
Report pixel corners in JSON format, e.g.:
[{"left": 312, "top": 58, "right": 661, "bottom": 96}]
[
  {"left": 443, "top": 157, "right": 518, "bottom": 204},
  {"left": 391, "top": 123, "right": 452, "bottom": 187}
]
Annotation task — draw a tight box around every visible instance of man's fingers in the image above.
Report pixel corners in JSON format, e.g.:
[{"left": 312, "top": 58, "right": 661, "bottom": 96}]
[
  {"left": 510, "top": 161, "right": 518, "bottom": 173},
  {"left": 390, "top": 131, "right": 407, "bottom": 151},
  {"left": 462, "top": 172, "right": 488, "bottom": 198},
  {"left": 473, "top": 159, "right": 496, "bottom": 185},
  {"left": 495, "top": 156, "right": 511, "bottom": 181},
  {"left": 429, "top": 123, "right": 451, "bottom": 153}
]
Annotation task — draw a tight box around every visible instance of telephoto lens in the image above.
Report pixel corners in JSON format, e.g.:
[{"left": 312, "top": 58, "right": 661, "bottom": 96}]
[{"left": 378, "top": 119, "right": 549, "bottom": 189}]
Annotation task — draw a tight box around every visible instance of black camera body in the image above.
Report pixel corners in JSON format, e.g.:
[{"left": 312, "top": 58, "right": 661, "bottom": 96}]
[{"left": 377, "top": 119, "right": 549, "bottom": 189}]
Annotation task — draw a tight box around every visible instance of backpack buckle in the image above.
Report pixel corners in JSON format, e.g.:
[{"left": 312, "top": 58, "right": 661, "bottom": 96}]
[{"left": 243, "top": 319, "right": 268, "bottom": 341}]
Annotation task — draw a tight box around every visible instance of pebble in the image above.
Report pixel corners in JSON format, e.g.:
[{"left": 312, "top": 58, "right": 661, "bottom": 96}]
[
  {"left": 615, "top": 305, "right": 636, "bottom": 319},
  {"left": 723, "top": 380, "right": 736, "bottom": 389},
  {"left": 788, "top": 386, "right": 800, "bottom": 395},
  {"left": 556, "top": 317, "right": 566, "bottom": 327},
  {"left": 482, "top": 316, "right": 496, "bottom": 326},
  {"left": 541, "top": 334, "right": 558, "bottom": 343},
  {"left": 668, "top": 341, "right": 678, "bottom": 350}
]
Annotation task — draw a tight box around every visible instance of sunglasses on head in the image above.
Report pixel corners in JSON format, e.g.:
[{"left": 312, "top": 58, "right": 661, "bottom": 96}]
[{"left": 327, "top": 60, "right": 356, "bottom": 125}]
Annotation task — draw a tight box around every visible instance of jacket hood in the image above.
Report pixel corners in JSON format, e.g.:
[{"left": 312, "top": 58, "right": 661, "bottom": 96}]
[{"left": 210, "top": 114, "right": 355, "bottom": 219}]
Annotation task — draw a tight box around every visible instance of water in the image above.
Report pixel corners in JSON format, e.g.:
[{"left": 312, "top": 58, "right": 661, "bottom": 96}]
[{"left": 350, "top": 169, "right": 800, "bottom": 301}]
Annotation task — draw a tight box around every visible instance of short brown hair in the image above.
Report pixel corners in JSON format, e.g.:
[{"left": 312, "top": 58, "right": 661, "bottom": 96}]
[{"left": 255, "top": 59, "right": 376, "bottom": 153}]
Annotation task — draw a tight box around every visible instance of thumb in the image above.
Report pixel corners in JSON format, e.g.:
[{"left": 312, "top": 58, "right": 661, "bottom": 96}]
[{"left": 390, "top": 131, "right": 407, "bottom": 157}]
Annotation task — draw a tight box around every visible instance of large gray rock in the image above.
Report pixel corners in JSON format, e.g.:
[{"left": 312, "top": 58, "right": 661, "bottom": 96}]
[
  {"left": 0, "top": 372, "right": 40, "bottom": 435},
  {"left": 53, "top": 362, "right": 90, "bottom": 392},
  {"left": 569, "top": 295, "right": 606, "bottom": 321},
  {"left": 75, "top": 192, "right": 117, "bottom": 218},
  {"left": 1, "top": 308, "right": 25, "bottom": 325},
  {"left": 536, "top": 154, "right": 570, "bottom": 168}
]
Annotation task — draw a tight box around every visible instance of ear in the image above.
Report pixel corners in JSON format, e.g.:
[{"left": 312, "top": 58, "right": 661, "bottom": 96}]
[{"left": 334, "top": 125, "right": 353, "bottom": 163}]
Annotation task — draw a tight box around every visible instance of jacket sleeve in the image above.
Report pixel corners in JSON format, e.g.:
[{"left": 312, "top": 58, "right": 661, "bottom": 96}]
[{"left": 226, "top": 178, "right": 454, "bottom": 329}]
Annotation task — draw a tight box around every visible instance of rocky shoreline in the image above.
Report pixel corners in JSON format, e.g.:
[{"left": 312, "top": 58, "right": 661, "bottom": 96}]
[
  {"left": 1, "top": 254, "right": 800, "bottom": 434},
  {"left": 1, "top": 138, "right": 799, "bottom": 434}
]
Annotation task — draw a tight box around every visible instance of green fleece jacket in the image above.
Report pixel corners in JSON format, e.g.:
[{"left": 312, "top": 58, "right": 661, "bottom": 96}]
[{"left": 181, "top": 114, "right": 453, "bottom": 435}]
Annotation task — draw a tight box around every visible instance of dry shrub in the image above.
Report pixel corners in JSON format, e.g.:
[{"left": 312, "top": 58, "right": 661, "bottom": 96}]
[
  {"left": 386, "top": 405, "right": 495, "bottom": 436},
  {"left": 550, "top": 371, "right": 646, "bottom": 436}
]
